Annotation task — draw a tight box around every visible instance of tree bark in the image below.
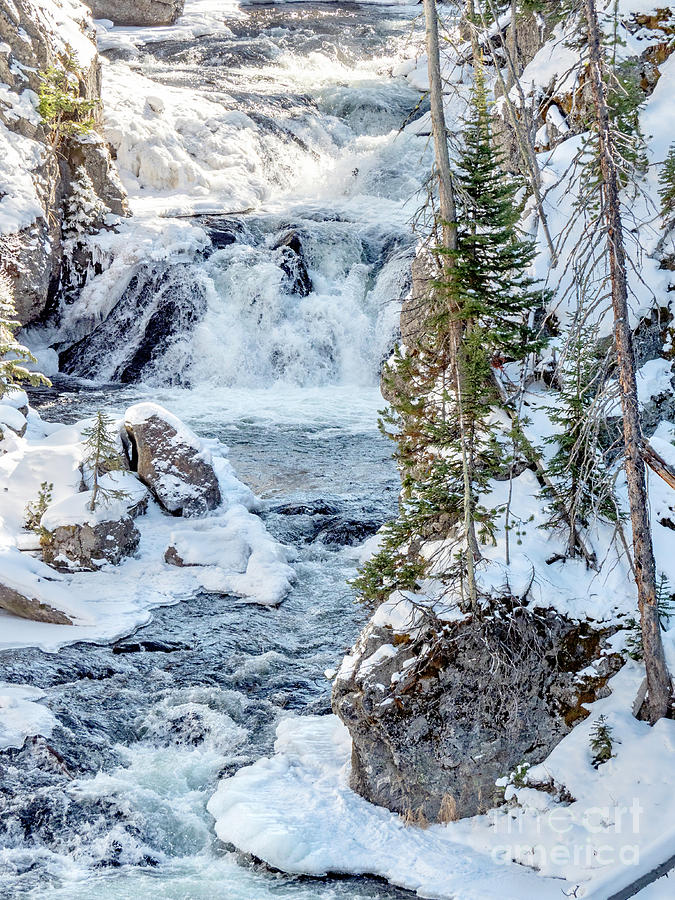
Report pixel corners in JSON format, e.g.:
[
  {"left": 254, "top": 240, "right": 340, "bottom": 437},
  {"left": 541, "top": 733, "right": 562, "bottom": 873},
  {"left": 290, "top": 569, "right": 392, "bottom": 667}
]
[
  {"left": 423, "top": 0, "right": 479, "bottom": 609},
  {"left": 584, "top": 0, "right": 672, "bottom": 723},
  {"left": 424, "top": 0, "right": 457, "bottom": 250}
]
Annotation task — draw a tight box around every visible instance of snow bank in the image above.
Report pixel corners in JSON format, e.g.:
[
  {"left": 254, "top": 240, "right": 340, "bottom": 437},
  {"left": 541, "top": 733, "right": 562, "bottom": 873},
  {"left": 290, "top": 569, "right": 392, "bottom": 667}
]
[
  {"left": 207, "top": 714, "right": 561, "bottom": 900},
  {"left": 209, "top": 672, "right": 675, "bottom": 900},
  {"left": 0, "top": 682, "right": 57, "bottom": 751}
]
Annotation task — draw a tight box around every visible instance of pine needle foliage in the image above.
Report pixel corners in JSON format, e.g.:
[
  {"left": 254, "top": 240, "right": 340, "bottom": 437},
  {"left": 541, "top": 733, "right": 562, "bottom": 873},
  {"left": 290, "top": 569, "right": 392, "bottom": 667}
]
[
  {"left": 624, "top": 574, "right": 675, "bottom": 660},
  {"left": 38, "top": 52, "right": 98, "bottom": 147},
  {"left": 589, "top": 714, "right": 615, "bottom": 766},
  {"left": 659, "top": 143, "right": 675, "bottom": 218},
  {"left": 24, "top": 482, "right": 54, "bottom": 532},
  {"left": 0, "top": 270, "right": 51, "bottom": 398},
  {"left": 81, "top": 412, "right": 126, "bottom": 511},
  {"left": 352, "top": 69, "right": 548, "bottom": 609},
  {"left": 543, "top": 323, "right": 620, "bottom": 552}
]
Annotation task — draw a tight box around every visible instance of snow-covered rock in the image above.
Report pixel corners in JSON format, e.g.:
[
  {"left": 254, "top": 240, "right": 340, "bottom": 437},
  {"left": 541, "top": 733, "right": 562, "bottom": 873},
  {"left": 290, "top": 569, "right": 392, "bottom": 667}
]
[
  {"left": 124, "top": 402, "right": 221, "bottom": 517},
  {"left": 87, "top": 0, "right": 184, "bottom": 26},
  {"left": 0, "top": 0, "right": 126, "bottom": 324},
  {"left": 0, "top": 548, "right": 92, "bottom": 624},
  {"left": 164, "top": 503, "right": 295, "bottom": 605},
  {"left": 0, "top": 683, "right": 57, "bottom": 750},
  {"left": 41, "top": 489, "right": 141, "bottom": 571}
]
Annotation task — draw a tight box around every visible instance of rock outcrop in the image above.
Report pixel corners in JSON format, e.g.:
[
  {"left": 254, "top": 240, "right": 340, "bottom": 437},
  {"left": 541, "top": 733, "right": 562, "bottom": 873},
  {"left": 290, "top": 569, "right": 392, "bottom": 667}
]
[
  {"left": 332, "top": 597, "right": 622, "bottom": 822},
  {"left": 0, "top": 0, "right": 126, "bottom": 324},
  {"left": 0, "top": 582, "right": 73, "bottom": 624},
  {"left": 124, "top": 403, "right": 221, "bottom": 517},
  {"left": 86, "top": 0, "right": 185, "bottom": 26},
  {"left": 41, "top": 515, "right": 140, "bottom": 571}
]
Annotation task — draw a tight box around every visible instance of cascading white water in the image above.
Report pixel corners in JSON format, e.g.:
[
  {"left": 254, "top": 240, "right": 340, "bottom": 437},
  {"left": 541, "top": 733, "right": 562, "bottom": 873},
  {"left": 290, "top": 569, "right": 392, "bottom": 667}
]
[{"left": 40, "top": 2, "right": 430, "bottom": 391}]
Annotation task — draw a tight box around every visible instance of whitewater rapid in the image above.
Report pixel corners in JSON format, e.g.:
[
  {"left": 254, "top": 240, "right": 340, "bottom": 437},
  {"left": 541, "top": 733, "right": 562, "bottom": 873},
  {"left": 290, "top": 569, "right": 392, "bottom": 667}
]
[{"left": 3, "top": 3, "right": 431, "bottom": 897}]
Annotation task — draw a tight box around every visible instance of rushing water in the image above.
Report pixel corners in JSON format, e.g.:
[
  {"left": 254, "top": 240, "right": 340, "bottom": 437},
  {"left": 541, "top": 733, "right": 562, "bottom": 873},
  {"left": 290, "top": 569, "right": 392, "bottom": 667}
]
[{"left": 1, "top": 4, "right": 429, "bottom": 897}]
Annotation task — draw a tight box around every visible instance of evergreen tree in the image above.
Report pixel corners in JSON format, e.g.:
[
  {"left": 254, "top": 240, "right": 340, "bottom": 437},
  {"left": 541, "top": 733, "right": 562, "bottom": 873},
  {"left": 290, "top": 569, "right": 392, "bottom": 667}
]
[
  {"left": 24, "top": 482, "right": 54, "bottom": 533},
  {"left": 81, "top": 411, "right": 126, "bottom": 511},
  {"left": 38, "top": 53, "right": 98, "bottom": 148},
  {"left": 0, "top": 269, "right": 50, "bottom": 398},
  {"left": 659, "top": 143, "right": 675, "bottom": 218},
  {"left": 543, "top": 323, "right": 619, "bottom": 554},
  {"left": 589, "top": 715, "right": 615, "bottom": 766},
  {"left": 353, "top": 69, "right": 547, "bottom": 609}
]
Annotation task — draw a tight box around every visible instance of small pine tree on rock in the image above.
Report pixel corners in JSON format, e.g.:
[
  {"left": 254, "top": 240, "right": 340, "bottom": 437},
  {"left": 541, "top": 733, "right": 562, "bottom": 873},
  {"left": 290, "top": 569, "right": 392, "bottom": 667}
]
[
  {"left": 24, "top": 482, "right": 54, "bottom": 532},
  {"left": 589, "top": 715, "right": 615, "bottom": 767},
  {"left": 0, "top": 269, "right": 51, "bottom": 399},
  {"left": 38, "top": 52, "right": 98, "bottom": 148},
  {"left": 63, "top": 166, "right": 108, "bottom": 239},
  {"left": 81, "top": 411, "right": 126, "bottom": 511}
]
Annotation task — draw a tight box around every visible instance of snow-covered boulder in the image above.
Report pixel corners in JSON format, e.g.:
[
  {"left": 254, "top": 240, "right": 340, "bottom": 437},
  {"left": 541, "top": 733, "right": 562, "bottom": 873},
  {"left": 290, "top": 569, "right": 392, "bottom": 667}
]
[
  {"left": 332, "top": 596, "right": 623, "bottom": 822},
  {"left": 124, "top": 403, "right": 221, "bottom": 517},
  {"left": 41, "top": 490, "right": 141, "bottom": 571},
  {"left": 0, "top": 550, "right": 92, "bottom": 624},
  {"left": 163, "top": 505, "right": 295, "bottom": 606},
  {"left": 0, "top": 403, "right": 27, "bottom": 438},
  {"left": 86, "top": 0, "right": 184, "bottom": 26}
]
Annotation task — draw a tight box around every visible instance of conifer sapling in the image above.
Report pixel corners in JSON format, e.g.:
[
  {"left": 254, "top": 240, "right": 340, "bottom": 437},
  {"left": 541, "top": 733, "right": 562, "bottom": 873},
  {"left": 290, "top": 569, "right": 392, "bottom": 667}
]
[
  {"left": 589, "top": 714, "right": 615, "bottom": 766},
  {"left": 24, "top": 482, "right": 54, "bottom": 533},
  {"left": 81, "top": 411, "right": 126, "bottom": 511}
]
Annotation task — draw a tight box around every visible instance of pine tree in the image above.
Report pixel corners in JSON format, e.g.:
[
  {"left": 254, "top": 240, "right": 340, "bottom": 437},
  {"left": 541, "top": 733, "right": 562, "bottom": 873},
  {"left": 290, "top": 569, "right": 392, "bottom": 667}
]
[
  {"left": 589, "top": 715, "right": 615, "bottom": 766},
  {"left": 24, "top": 482, "right": 54, "bottom": 532},
  {"left": 659, "top": 143, "right": 675, "bottom": 218},
  {"left": 353, "top": 69, "right": 548, "bottom": 609},
  {"left": 0, "top": 269, "right": 50, "bottom": 398},
  {"left": 81, "top": 411, "right": 126, "bottom": 511},
  {"left": 38, "top": 53, "right": 98, "bottom": 148},
  {"left": 543, "top": 323, "right": 619, "bottom": 554}
]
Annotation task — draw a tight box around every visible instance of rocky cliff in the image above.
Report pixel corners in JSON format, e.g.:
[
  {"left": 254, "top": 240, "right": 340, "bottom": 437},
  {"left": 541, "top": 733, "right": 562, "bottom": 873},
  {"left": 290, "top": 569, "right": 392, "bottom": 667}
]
[{"left": 0, "top": 0, "right": 126, "bottom": 325}]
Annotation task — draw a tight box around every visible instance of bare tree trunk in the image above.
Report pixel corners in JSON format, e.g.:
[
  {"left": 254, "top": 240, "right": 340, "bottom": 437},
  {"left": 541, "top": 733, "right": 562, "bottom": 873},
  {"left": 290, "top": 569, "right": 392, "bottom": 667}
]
[
  {"left": 424, "top": 0, "right": 457, "bottom": 248},
  {"left": 584, "top": 0, "right": 672, "bottom": 723},
  {"left": 424, "top": 0, "right": 478, "bottom": 609}
]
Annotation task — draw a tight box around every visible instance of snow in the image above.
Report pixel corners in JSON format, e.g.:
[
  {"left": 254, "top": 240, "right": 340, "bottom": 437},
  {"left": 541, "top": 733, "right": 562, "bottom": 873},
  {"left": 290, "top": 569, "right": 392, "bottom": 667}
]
[
  {"left": 207, "top": 714, "right": 562, "bottom": 900},
  {"left": 0, "top": 398, "right": 295, "bottom": 650},
  {"left": 210, "top": 665, "right": 675, "bottom": 900},
  {"left": 40, "top": 472, "right": 146, "bottom": 530},
  {"left": 166, "top": 503, "right": 295, "bottom": 606},
  {"left": 0, "top": 682, "right": 57, "bottom": 750}
]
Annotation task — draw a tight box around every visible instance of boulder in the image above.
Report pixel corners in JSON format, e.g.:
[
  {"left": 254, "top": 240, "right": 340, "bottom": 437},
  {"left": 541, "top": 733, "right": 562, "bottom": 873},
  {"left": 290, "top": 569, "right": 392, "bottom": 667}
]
[
  {"left": 41, "top": 488, "right": 142, "bottom": 570},
  {"left": 332, "top": 596, "right": 622, "bottom": 822},
  {"left": 124, "top": 403, "right": 221, "bottom": 517},
  {"left": 41, "top": 516, "right": 140, "bottom": 571},
  {"left": 0, "top": 583, "right": 72, "bottom": 625},
  {"left": 86, "top": 0, "right": 185, "bottom": 26},
  {"left": 0, "top": 550, "right": 89, "bottom": 624},
  {"left": 272, "top": 230, "right": 313, "bottom": 297}
]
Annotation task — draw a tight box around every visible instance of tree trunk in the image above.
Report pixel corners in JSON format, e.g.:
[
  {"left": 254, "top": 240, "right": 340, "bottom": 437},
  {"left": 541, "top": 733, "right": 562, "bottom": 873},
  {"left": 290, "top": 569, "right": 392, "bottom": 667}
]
[
  {"left": 424, "top": 0, "right": 457, "bottom": 249},
  {"left": 584, "top": 0, "right": 672, "bottom": 723},
  {"left": 423, "top": 0, "right": 478, "bottom": 609}
]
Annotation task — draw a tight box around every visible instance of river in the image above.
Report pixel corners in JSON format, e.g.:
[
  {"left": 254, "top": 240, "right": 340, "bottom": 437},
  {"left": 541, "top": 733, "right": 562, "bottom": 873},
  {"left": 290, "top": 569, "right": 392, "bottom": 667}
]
[{"left": 1, "top": 4, "right": 430, "bottom": 897}]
